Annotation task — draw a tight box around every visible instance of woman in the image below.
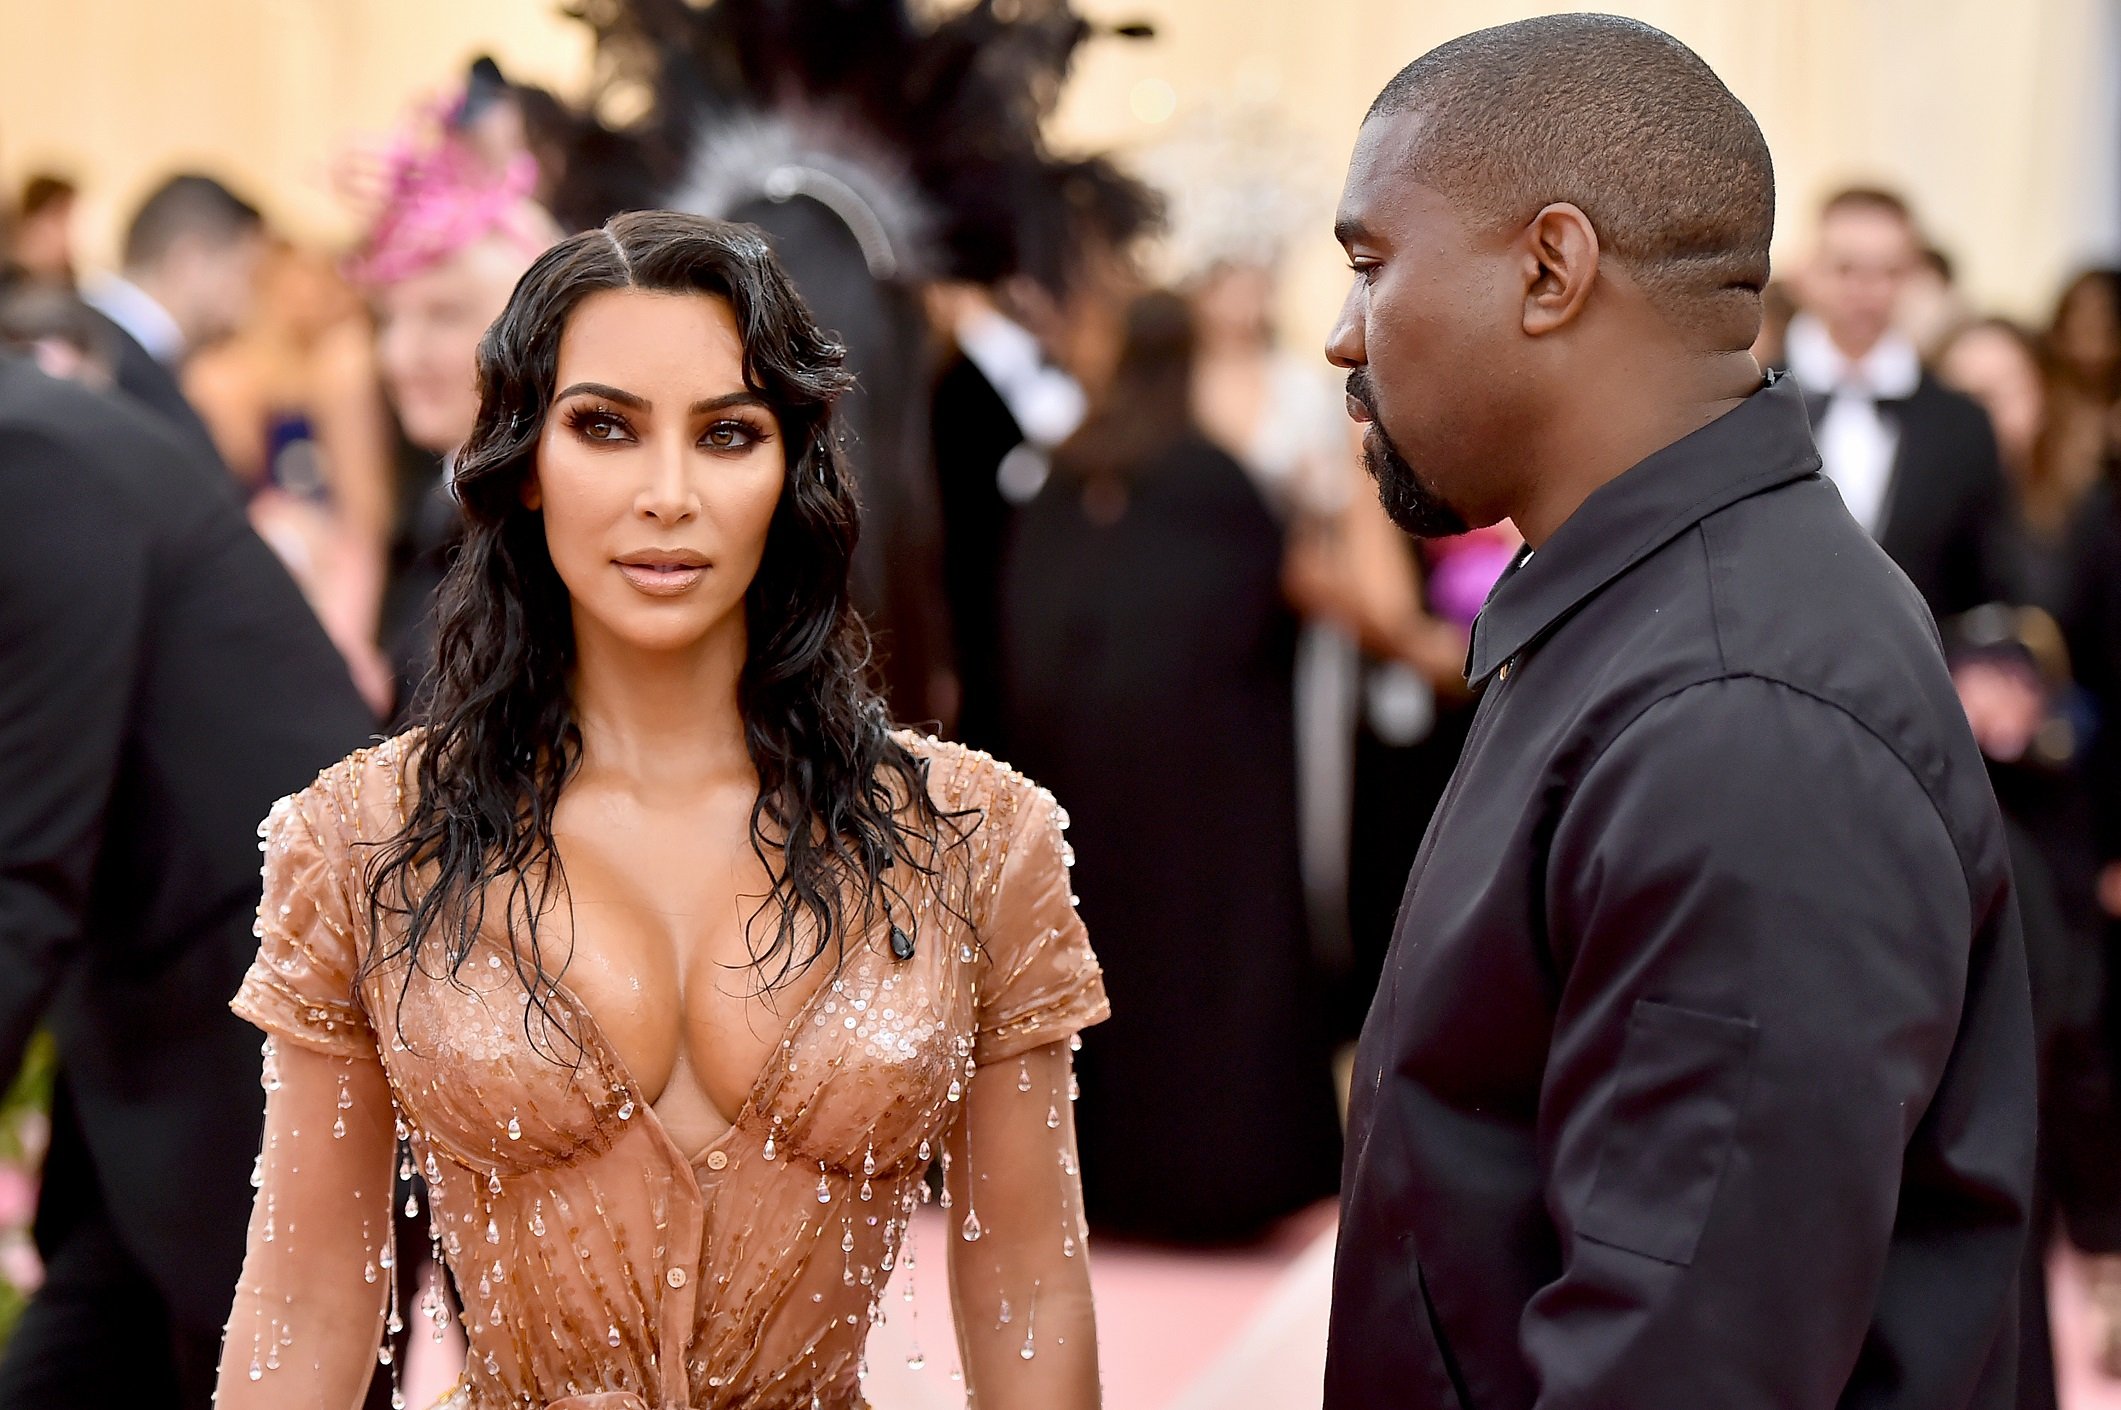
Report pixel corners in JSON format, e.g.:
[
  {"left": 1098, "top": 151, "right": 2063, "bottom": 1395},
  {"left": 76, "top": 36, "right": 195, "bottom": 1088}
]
[
  {"left": 1939, "top": 317, "right": 2098, "bottom": 612},
  {"left": 215, "top": 211, "right": 1106, "bottom": 1410},
  {"left": 346, "top": 67, "right": 562, "bottom": 719},
  {"left": 998, "top": 290, "right": 1341, "bottom": 1243}
]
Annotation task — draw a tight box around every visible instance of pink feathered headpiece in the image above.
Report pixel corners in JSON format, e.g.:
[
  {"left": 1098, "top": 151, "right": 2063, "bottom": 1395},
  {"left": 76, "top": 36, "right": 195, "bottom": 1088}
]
[{"left": 342, "top": 91, "right": 549, "bottom": 288}]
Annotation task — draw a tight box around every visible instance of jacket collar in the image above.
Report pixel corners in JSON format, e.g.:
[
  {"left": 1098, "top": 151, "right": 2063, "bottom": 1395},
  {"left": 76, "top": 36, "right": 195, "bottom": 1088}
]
[{"left": 1465, "top": 373, "right": 1821, "bottom": 687}]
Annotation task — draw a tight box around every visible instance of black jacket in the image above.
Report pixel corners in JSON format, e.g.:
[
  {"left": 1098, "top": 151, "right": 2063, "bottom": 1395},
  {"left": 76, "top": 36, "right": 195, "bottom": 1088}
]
[
  {"left": 0, "top": 356, "right": 373, "bottom": 1331},
  {"left": 1327, "top": 377, "right": 2035, "bottom": 1410},
  {"left": 1799, "top": 374, "right": 2016, "bottom": 619},
  {"left": 87, "top": 308, "right": 224, "bottom": 471}
]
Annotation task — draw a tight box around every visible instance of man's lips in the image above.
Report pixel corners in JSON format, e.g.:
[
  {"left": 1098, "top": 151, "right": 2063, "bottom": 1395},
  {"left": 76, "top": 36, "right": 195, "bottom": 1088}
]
[{"left": 1345, "top": 394, "right": 1375, "bottom": 425}]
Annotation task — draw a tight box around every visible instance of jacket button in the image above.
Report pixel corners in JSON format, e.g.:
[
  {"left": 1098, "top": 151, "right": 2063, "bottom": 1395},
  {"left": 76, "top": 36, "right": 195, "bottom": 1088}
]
[
  {"left": 667, "top": 1267, "right": 688, "bottom": 1289},
  {"left": 705, "top": 1150, "right": 729, "bottom": 1171}
]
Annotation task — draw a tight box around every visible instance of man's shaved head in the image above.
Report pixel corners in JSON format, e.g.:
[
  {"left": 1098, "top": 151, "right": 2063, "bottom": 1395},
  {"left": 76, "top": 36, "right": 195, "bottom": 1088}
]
[
  {"left": 1369, "top": 13, "right": 1774, "bottom": 339},
  {"left": 1330, "top": 14, "right": 1775, "bottom": 544}
]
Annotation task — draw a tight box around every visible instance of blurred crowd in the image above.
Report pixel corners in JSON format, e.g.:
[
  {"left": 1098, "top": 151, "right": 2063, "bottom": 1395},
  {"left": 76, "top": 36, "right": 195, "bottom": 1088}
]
[{"left": 4, "top": 26, "right": 2121, "bottom": 1410}]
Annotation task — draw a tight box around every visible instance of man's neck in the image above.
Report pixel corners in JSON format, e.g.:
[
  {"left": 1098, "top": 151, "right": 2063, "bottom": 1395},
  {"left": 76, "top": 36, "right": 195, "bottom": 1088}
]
[
  {"left": 1510, "top": 351, "right": 1763, "bottom": 548},
  {"left": 89, "top": 272, "right": 187, "bottom": 363}
]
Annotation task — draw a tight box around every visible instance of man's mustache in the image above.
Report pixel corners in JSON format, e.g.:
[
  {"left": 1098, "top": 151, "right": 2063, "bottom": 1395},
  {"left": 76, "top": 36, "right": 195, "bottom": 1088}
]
[{"left": 1344, "top": 370, "right": 1380, "bottom": 420}]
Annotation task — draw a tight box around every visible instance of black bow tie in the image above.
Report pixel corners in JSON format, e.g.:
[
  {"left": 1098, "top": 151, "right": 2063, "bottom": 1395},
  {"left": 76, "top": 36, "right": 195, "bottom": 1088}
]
[{"left": 1801, "top": 383, "right": 1914, "bottom": 424}]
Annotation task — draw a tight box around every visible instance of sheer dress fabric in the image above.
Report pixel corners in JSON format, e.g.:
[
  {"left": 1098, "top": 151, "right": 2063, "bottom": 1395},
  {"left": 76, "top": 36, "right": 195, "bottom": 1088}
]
[{"left": 226, "top": 732, "right": 1107, "bottom": 1410}]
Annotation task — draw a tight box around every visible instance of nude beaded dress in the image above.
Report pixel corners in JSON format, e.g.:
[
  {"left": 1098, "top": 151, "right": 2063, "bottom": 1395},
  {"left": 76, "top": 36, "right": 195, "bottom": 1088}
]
[{"left": 227, "top": 731, "right": 1107, "bottom": 1410}]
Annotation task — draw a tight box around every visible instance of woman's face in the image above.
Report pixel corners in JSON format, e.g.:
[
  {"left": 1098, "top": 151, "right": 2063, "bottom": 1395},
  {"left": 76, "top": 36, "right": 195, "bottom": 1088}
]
[
  {"left": 2056, "top": 277, "right": 2121, "bottom": 382},
  {"left": 377, "top": 235, "right": 530, "bottom": 453},
  {"left": 1940, "top": 325, "right": 2045, "bottom": 471},
  {"left": 530, "top": 288, "right": 786, "bottom": 658}
]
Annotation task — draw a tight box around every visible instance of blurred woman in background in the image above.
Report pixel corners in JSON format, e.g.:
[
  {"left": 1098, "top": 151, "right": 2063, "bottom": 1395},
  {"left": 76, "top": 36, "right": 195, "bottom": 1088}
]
[
  {"left": 1000, "top": 289, "right": 1343, "bottom": 1243},
  {"left": 1938, "top": 318, "right": 2096, "bottom": 612},
  {"left": 342, "top": 72, "right": 560, "bottom": 717}
]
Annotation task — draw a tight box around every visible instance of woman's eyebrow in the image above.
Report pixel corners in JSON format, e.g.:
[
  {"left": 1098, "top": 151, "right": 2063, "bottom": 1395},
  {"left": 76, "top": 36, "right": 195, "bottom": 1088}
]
[
  {"left": 554, "top": 381, "right": 648, "bottom": 408},
  {"left": 691, "top": 391, "right": 770, "bottom": 415}
]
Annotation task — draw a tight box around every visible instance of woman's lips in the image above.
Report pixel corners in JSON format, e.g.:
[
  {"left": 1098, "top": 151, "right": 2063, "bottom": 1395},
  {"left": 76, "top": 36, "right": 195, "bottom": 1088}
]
[{"left": 615, "top": 560, "right": 709, "bottom": 596}]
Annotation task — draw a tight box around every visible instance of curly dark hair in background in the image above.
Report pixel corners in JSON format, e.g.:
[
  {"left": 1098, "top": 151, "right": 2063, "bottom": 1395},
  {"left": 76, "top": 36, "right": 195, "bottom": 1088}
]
[{"left": 365, "top": 208, "right": 961, "bottom": 1051}]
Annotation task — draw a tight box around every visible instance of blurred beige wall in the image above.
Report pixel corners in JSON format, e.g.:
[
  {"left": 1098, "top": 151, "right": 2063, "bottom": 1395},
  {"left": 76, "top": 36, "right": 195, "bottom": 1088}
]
[
  {"left": 0, "top": 0, "right": 591, "bottom": 264},
  {"left": 3, "top": 0, "right": 2112, "bottom": 350}
]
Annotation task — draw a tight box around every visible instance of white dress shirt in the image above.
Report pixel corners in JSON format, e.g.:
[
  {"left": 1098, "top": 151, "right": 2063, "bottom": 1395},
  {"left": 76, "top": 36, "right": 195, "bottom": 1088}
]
[
  {"left": 1785, "top": 313, "right": 1921, "bottom": 539},
  {"left": 82, "top": 276, "right": 186, "bottom": 365}
]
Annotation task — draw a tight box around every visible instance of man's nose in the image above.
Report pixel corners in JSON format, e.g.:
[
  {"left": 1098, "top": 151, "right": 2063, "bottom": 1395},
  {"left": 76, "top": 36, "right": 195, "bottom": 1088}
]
[{"left": 1326, "top": 284, "right": 1367, "bottom": 370}]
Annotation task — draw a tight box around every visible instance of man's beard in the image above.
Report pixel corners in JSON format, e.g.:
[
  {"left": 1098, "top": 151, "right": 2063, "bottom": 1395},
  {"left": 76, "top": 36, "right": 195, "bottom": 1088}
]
[{"left": 1348, "top": 374, "right": 1470, "bottom": 538}]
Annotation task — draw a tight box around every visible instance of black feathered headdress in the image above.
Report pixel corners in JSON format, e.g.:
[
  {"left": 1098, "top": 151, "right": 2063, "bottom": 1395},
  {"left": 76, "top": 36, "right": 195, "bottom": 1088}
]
[{"left": 549, "top": 0, "right": 1161, "bottom": 294}]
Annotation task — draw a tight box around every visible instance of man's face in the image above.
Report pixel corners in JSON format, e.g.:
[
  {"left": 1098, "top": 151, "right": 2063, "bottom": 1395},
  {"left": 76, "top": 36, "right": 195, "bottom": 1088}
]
[
  {"left": 171, "top": 228, "right": 266, "bottom": 347},
  {"left": 1806, "top": 205, "right": 1915, "bottom": 357},
  {"left": 1328, "top": 111, "right": 1522, "bottom": 538}
]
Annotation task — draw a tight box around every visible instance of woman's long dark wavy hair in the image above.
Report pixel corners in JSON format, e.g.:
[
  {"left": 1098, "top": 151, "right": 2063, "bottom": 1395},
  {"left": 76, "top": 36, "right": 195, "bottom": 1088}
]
[{"left": 366, "top": 209, "right": 961, "bottom": 1051}]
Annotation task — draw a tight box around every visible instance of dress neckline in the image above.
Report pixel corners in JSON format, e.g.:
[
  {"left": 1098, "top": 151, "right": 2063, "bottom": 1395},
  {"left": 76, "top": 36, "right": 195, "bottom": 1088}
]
[{"left": 537, "top": 940, "right": 857, "bottom": 1171}]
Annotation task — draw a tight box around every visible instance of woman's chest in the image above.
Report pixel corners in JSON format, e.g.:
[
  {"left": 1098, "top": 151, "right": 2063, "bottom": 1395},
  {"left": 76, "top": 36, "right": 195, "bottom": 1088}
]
[{"left": 361, "top": 902, "right": 981, "bottom": 1178}]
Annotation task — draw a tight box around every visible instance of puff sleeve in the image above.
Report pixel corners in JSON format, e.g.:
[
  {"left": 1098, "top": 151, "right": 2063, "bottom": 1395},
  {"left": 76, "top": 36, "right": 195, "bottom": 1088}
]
[
  {"left": 230, "top": 782, "right": 377, "bottom": 1059},
  {"left": 972, "top": 782, "right": 1109, "bottom": 1065}
]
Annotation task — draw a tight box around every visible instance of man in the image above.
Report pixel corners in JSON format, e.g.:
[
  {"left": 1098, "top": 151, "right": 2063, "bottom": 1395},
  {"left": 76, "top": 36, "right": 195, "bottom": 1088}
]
[
  {"left": 83, "top": 172, "right": 265, "bottom": 463},
  {"left": 1786, "top": 188, "right": 2015, "bottom": 619},
  {"left": 1325, "top": 16, "right": 2033, "bottom": 1410},
  {"left": 0, "top": 353, "right": 372, "bottom": 1407}
]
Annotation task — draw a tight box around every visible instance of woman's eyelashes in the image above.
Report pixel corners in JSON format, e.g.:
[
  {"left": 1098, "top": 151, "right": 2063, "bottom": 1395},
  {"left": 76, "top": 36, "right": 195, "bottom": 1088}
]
[
  {"left": 701, "top": 418, "right": 771, "bottom": 452},
  {"left": 565, "top": 405, "right": 634, "bottom": 443},
  {"left": 561, "top": 404, "right": 771, "bottom": 454}
]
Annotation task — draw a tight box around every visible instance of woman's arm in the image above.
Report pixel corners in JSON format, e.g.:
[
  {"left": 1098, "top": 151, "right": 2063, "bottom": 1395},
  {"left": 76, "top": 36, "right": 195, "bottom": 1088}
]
[
  {"left": 945, "top": 1036, "right": 1099, "bottom": 1409},
  {"left": 215, "top": 1037, "right": 399, "bottom": 1410}
]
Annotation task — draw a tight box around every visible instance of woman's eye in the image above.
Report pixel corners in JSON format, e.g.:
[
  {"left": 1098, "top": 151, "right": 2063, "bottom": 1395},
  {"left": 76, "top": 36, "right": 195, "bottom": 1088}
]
[
  {"left": 576, "top": 412, "right": 628, "bottom": 442},
  {"left": 703, "top": 421, "right": 758, "bottom": 451}
]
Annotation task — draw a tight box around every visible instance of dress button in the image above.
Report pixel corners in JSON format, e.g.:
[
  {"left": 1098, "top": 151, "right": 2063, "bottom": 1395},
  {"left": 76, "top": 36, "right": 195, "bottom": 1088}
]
[
  {"left": 667, "top": 1267, "right": 688, "bottom": 1289},
  {"left": 705, "top": 1150, "right": 729, "bottom": 1172}
]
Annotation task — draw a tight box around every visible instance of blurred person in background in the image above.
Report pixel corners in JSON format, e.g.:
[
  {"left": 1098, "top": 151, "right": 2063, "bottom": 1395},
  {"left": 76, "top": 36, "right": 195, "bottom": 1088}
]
[
  {"left": 928, "top": 161, "right": 1160, "bottom": 750},
  {"left": 2049, "top": 268, "right": 2121, "bottom": 514},
  {"left": 186, "top": 240, "right": 399, "bottom": 714},
  {"left": 999, "top": 289, "right": 1343, "bottom": 1243},
  {"left": 1785, "top": 186, "right": 2016, "bottom": 619},
  {"left": 1944, "top": 600, "right": 2121, "bottom": 1410},
  {"left": 551, "top": 0, "right": 1159, "bottom": 730},
  {"left": 1902, "top": 243, "right": 1970, "bottom": 366},
  {"left": 1940, "top": 318, "right": 2101, "bottom": 612},
  {"left": 82, "top": 173, "right": 265, "bottom": 466},
  {"left": 344, "top": 70, "right": 560, "bottom": 718},
  {"left": 2, "top": 174, "right": 79, "bottom": 290},
  {"left": 0, "top": 350, "right": 371, "bottom": 1408},
  {"left": 2052, "top": 268, "right": 2121, "bottom": 409},
  {"left": 1182, "top": 252, "right": 1473, "bottom": 1030},
  {"left": 0, "top": 282, "right": 113, "bottom": 387}
]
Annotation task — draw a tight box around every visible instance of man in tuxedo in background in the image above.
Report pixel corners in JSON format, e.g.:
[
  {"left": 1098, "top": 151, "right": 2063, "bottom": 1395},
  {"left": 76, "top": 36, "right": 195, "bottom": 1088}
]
[
  {"left": 1785, "top": 187, "right": 2017, "bottom": 618},
  {"left": 0, "top": 352, "right": 373, "bottom": 1408},
  {"left": 81, "top": 172, "right": 265, "bottom": 465}
]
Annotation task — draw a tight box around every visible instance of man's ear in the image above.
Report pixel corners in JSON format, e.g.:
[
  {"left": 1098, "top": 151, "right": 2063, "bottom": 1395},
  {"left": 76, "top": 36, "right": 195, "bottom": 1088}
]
[{"left": 1519, "top": 203, "right": 1600, "bottom": 337}]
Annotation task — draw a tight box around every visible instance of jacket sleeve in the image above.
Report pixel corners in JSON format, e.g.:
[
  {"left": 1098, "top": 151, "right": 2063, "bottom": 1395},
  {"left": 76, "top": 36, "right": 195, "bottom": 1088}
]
[
  {"left": 1524, "top": 676, "right": 2033, "bottom": 1410},
  {"left": 0, "top": 428, "right": 148, "bottom": 1082}
]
